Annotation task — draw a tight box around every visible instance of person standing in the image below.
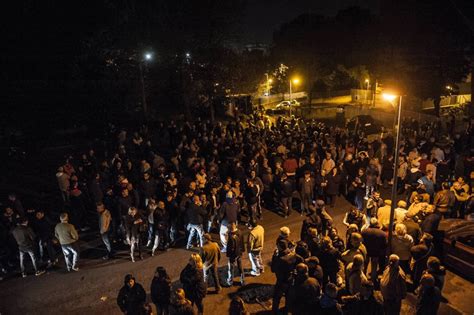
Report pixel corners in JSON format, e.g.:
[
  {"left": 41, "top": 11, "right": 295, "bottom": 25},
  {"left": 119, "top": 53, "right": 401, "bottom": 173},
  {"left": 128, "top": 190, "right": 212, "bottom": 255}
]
[
  {"left": 97, "top": 202, "right": 113, "bottom": 260},
  {"left": 219, "top": 192, "right": 239, "bottom": 253},
  {"left": 186, "top": 195, "right": 207, "bottom": 249},
  {"left": 151, "top": 267, "right": 171, "bottom": 315},
  {"left": 299, "top": 171, "right": 315, "bottom": 215},
  {"left": 12, "top": 218, "right": 45, "bottom": 277},
  {"left": 410, "top": 233, "right": 434, "bottom": 288},
  {"left": 200, "top": 233, "right": 222, "bottom": 293},
  {"left": 380, "top": 255, "right": 407, "bottom": 315},
  {"left": 117, "top": 274, "right": 147, "bottom": 315},
  {"left": 124, "top": 207, "right": 144, "bottom": 262},
  {"left": 54, "top": 213, "right": 79, "bottom": 271},
  {"left": 180, "top": 254, "right": 207, "bottom": 315},
  {"left": 271, "top": 239, "right": 304, "bottom": 313},
  {"left": 415, "top": 274, "right": 441, "bottom": 315},
  {"left": 226, "top": 223, "right": 245, "bottom": 287},
  {"left": 361, "top": 218, "right": 387, "bottom": 283},
  {"left": 248, "top": 220, "right": 264, "bottom": 276},
  {"left": 278, "top": 173, "right": 295, "bottom": 218},
  {"left": 32, "top": 209, "right": 57, "bottom": 267},
  {"left": 244, "top": 179, "right": 258, "bottom": 224}
]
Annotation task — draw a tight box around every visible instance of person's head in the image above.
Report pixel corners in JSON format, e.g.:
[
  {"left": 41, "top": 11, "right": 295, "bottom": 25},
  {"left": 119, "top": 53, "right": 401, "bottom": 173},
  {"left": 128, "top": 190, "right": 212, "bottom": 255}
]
[
  {"left": 19, "top": 218, "right": 28, "bottom": 226},
  {"left": 128, "top": 207, "right": 138, "bottom": 216},
  {"left": 350, "top": 232, "right": 363, "bottom": 247},
  {"left": 35, "top": 210, "right": 45, "bottom": 220},
  {"left": 349, "top": 206, "right": 360, "bottom": 216},
  {"left": 280, "top": 226, "right": 290, "bottom": 238},
  {"left": 308, "top": 227, "right": 318, "bottom": 237},
  {"left": 388, "top": 254, "right": 400, "bottom": 268},
  {"left": 457, "top": 176, "right": 465, "bottom": 184},
  {"left": 427, "top": 256, "right": 442, "bottom": 271},
  {"left": 192, "top": 194, "right": 201, "bottom": 205},
  {"left": 426, "top": 169, "right": 433, "bottom": 179},
  {"left": 124, "top": 274, "right": 135, "bottom": 288},
  {"left": 203, "top": 233, "right": 212, "bottom": 243},
  {"left": 384, "top": 199, "right": 392, "bottom": 207},
  {"left": 360, "top": 280, "right": 375, "bottom": 299},
  {"left": 155, "top": 266, "right": 169, "bottom": 279},
  {"left": 157, "top": 200, "right": 165, "bottom": 209},
  {"left": 369, "top": 217, "right": 379, "bottom": 228},
  {"left": 441, "top": 182, "right": 450, "bottom": 190},
  {"left": 325, "top": 283, "right": 338, "bottom": 299},
  {"left": 420, "top": 273, "right": 435, "bottom": 288},
  {"left": 96, "top": 202, "right": 105, "bottom": 213},
  {"left": 395, "top": 223, "right": 407, "bottom": 237},
  {"left": 60, "top": 212, "right": 69, "bottom": 223},
  {"left": 397, "top": 200, "right": 407, "bottom": 209},
  {"left": 372, "top": 191, "right": 380, "bottom": 199},
  {"left": 143, "top": 172, "right": 150, "bottom": 180},
  {"left": 304, "top": 170, "right": 311, "bottom": 179},
  {"left": 247, "top": 179, "right": 254, "bottom": 187},
  {"left": 189, "top": 253, "right": 203, "bottom": 269},
  {"left": 352, "top": 254, "right": 364, "bottom": 269},
  {"left": 321, "top": 236, "right": 333, "bottom": 249},
  {"left": 174, "top": 288, "right": 186, "bottom": 301},
  {"left": 296, "top": 263, "right": 309, "bottom": 276},
  {"left": 325, "top": 152, "right": 332, "bottom": 160}
]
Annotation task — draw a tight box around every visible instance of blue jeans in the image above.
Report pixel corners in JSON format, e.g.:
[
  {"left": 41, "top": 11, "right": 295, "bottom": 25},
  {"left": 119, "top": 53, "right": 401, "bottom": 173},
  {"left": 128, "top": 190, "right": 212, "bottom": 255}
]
[
  {"left": 101, "top": 232, "right": 112, "bottom": 254},
  {"left": 219, "top": 220, "right": 229, "bottom": 252},
  {"left": 61, "top": 243, "right": 79, "bottom": 270},
  {"left": 248, "top": 250, "right": 263, "bottom": 274},
  {"left": 186, "top": 224, "right": 204, "bottom": 248},
  {"left": 19, "top": 248, "right": 38, "bottom": 273}
]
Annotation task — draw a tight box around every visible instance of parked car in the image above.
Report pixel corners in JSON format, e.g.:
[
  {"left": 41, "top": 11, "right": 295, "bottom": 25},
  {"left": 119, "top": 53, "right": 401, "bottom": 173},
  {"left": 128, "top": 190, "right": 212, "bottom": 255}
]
[
  {"left": 439, "top": 219, "right": 474, "bottom": 281},
  {"left": 346, "top": 115, "right": 382, "bottom": 135},
  {"left": 275, "top": 100, "right": 300, "bottom": 109}
]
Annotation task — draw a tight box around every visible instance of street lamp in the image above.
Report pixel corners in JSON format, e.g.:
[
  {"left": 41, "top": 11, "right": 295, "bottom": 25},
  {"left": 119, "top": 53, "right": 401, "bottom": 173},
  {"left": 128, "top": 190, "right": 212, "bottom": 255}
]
[
  {"left": 365, "top": 79, "right": 370, "bottom": 105},
  {"left": 383, "top": 92, "right": 403, "bottom": 254},
  {"left": 289, "top": 77, "right": 300, "bottom": 116},
  {"left": 139, "top": 51, "right": 153, "bottom": 118}
]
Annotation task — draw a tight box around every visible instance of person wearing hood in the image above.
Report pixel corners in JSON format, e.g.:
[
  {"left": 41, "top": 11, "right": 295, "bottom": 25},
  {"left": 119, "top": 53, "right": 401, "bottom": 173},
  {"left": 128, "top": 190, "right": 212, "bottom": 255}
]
[
  {"left": 380, "top": 255, "right": 407, "bottom": 315},
  {"left": 117, "top": 274, "right": 146, "bottom": 315}
]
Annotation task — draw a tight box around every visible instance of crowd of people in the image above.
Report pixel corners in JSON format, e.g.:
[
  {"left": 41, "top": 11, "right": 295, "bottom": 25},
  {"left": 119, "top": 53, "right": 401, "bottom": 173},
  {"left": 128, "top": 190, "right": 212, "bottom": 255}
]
[{"left": 0, "top": 111, "right": 473, "bottom": 314}]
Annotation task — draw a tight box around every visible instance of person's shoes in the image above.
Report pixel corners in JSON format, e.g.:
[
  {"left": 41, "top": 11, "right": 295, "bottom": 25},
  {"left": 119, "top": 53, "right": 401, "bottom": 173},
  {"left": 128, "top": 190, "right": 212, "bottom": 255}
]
[
  {"left": 80, "top": 227, "right": 90, "bottom": 232},
  {"left": 364, "top": 196, "right": 369, "bottom": 200},
  {"left": 21, "top": 272, "right": 27, "bottom": 278},
  {"left": 139, "top": 254, "right": 144, "bottom": 260},
  {"left": 151, "top": 250, "right": 155, "bottom": 257},
  {"left": 250, "top": 271, "right": 261, "bottom": 277},
  {"left": 186, "top": 245, "right": 192, "bottom": 250},
  {"left": 146, "top": 240, "right": 152, "bottom": 247},
  {"left": 102, "top": 255, "right": 110, "bottom": 260},
  {"left": 71, "top": 266, "right": 79, "bottom": 272},
  {"left": 284, "top": 215, "right": 288, "bottom": 219},
  {"left": 222, "top": 282, "right": 232, "bottom": 288},
  {"left": 35, "top": 270, "right": 46, "bottom": 276}
]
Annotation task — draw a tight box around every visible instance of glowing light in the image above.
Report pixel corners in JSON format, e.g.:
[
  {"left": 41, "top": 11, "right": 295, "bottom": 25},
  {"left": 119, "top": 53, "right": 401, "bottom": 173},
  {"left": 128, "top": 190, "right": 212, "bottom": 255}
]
[
  {"left": 292, "top": 78, "right": 300, "bottom": 85},
  {"left": 382, "top": 93, "right": 397, "bottom": 102},
  {"left": 144, "top": 53, "right": 152, "bottom": 60}
]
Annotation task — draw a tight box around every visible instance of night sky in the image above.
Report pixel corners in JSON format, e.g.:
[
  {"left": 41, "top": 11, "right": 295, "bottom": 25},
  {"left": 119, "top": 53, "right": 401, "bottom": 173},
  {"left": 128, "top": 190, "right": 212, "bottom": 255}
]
[{"left": 242, "top": 0, "right": 380, "bottom": 43}]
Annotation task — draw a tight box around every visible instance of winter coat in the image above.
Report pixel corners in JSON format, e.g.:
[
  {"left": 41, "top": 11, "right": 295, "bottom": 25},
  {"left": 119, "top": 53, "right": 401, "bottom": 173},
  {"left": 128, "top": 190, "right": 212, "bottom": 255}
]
[
  {"left": 271, "top": 249, "right": 304, "bottom": 283},
  {"left": 361, "top": 227, "right": 387, "bottom": 257},
  {"left": 179, "top": 264, "right": 206, "bottom": 302},
  {"left": 186, "top": 203, "right": 206, "bottom": 225},
  {"left": 227, "top": 230, "right": 244, "bottom": 262},
  {"left": 150, "top": 276, "right": 171, "bottom": 306},
  {"left": 391, "top": 234, "right": 414, "bottom": 261},
  {"left": 200, "top": 240, "right": 221, "bottom": 266},
  {"left": 292, "top": 274, "right": 320, "bottom": 314},
  {"left": 416, "top": 285, "right": 441, "bottom": 315},
  {"left": 380, "top": 266, "right": 407, "bottom": 301},
  {"left": 54, "top": 222, "right": 79, "bottom": 245},
  {"left": 326, "top": 173, "right": 342, "bottom": 195},
  {"left": 117, "top": 283, "right": 146, "bottom": 315},
  {"left": 220, "top": 200, "right": 239, "bottom": 224},
  {"left": 12, "top": 225, "right": 36, "bottom": 250}
]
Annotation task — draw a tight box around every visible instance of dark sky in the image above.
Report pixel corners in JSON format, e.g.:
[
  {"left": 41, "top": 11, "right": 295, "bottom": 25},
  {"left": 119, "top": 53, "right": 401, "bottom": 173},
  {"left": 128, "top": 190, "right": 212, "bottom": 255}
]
[{"left": 242, "top": 0, "right": 380, "bottom": 44}]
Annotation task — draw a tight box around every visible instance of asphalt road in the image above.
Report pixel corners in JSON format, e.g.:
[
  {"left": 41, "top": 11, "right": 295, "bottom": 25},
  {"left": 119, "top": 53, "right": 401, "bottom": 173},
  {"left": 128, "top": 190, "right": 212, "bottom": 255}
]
[{"left": 0, "top": 195, "right": 473, "bottom": 315}]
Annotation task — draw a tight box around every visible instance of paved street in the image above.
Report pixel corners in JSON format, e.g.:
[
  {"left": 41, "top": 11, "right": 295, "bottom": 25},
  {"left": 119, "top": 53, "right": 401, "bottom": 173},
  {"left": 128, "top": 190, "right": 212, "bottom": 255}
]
[{"left": 0, "top": 195, "right": 473, "bottom": 315}]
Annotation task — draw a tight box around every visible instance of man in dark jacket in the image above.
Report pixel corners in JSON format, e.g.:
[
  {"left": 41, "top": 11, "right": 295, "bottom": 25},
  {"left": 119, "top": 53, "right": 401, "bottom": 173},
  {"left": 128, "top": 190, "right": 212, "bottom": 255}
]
[
  {"left": 410, "top": 233, "right": 434, "bottom": 288},
  {"left": 225, "top": 223, "right": 245, "bottom": 286},
  {"left": 290, "top": 263, "right": 320, "bottom": 315},
  {"left": 244, "top": 179, "right": 258, "bottom": 223},
  {"left": 299, "top": 171, "right": 315, "bottom": 215},
  {"left": 186, "top": 195, "right": 207, "bottom": 249},
  {"left": 200, "top": 233, "right": 221, "bottom": 292},
  {"left": 32, "top": 210, "right": 57, "bottom": 267},
  {"left": 12, "top": 218, "right": 45, "bottom": 277},
  {"left": 117, "top": 274, "right": 146, "bottom": 315},
  {"left": 278, "top": 173, "right": 295, "bottom": 217},
  {"left": 342, "top": 280, "right": 384, "bottom": 315},
  {"left": 319, "top": 236, "right": 341, "bottom": 286},
  {"left": 416, "top": 273, "right": 441, "bottom": 315},
  {"left": 361, "top": 218, "right": 387, "bottom": 282},
  {"left": 300, "top": 206, "right": 322, "bottom": 241},
  {"left": 271, "top": 239, "right": 304, "bottom": 313}
]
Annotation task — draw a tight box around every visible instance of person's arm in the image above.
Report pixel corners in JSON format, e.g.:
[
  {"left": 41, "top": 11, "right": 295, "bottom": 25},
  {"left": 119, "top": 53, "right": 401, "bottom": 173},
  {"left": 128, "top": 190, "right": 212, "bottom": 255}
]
[
  {"left": 70, "top": 225, "right": 79, "bottom": 241},
  {"left": 116, "top": 288, "right": 126, "bottom": 313},
  {"left": 361, "top": 214, "right": 370, "bottom": 231},
  {"left": 342, "top": 213, "right": 350, "bottom": 227}
]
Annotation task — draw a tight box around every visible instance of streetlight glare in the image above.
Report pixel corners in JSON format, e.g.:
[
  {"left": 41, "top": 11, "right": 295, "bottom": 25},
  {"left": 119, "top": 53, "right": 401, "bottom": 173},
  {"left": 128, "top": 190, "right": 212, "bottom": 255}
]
[
  {"left": 185, "top": 52, "right": 191, "bottom": 58},
  {"left": 365, "top": 78, "right": 369, "bottom": 83},
  {"left": 268, "top": 78, "right": 273, "bottom": 83},
  {"left": 382, "top": 93, "right": 397, "bottom": 102},
  {"left": 292, "top": 78, "right": 300, "bottom": 84},
  {"left": 144, "top": 53, "right": 152, "bottom": 60}
]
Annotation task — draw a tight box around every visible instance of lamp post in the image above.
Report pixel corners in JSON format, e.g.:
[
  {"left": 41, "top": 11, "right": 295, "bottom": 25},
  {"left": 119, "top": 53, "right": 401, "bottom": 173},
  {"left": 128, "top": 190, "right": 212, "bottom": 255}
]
[
  {"left": 365, "top": 79, "right": 370, "bottom": 106},
  {"left": 383, "top": 93, "right": 403, "bottom": 254},
  {"left": 139, "top": 52, "right": 153, "bottom": 118},
  {"left": 289, "top": 78, "right": 300, "bottom": 116}
]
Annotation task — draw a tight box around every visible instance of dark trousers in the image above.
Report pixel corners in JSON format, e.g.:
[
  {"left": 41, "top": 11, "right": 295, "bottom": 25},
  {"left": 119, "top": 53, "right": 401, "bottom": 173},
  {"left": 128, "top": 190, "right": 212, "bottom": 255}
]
[
  {"left": 154, "top": 303, "right": 169, "bottom": 315},
  {"left": 272, "top": 280, "right": 290, "bottom": 313},
  {"left": 280, "top": 196, "right": 292, "bottom": 215},
  {"left": 384, "top": 298, "right": 402, "bottom": 315},
  {"left": 204, "top": 263, "right": 221, "bottom": 290}
]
